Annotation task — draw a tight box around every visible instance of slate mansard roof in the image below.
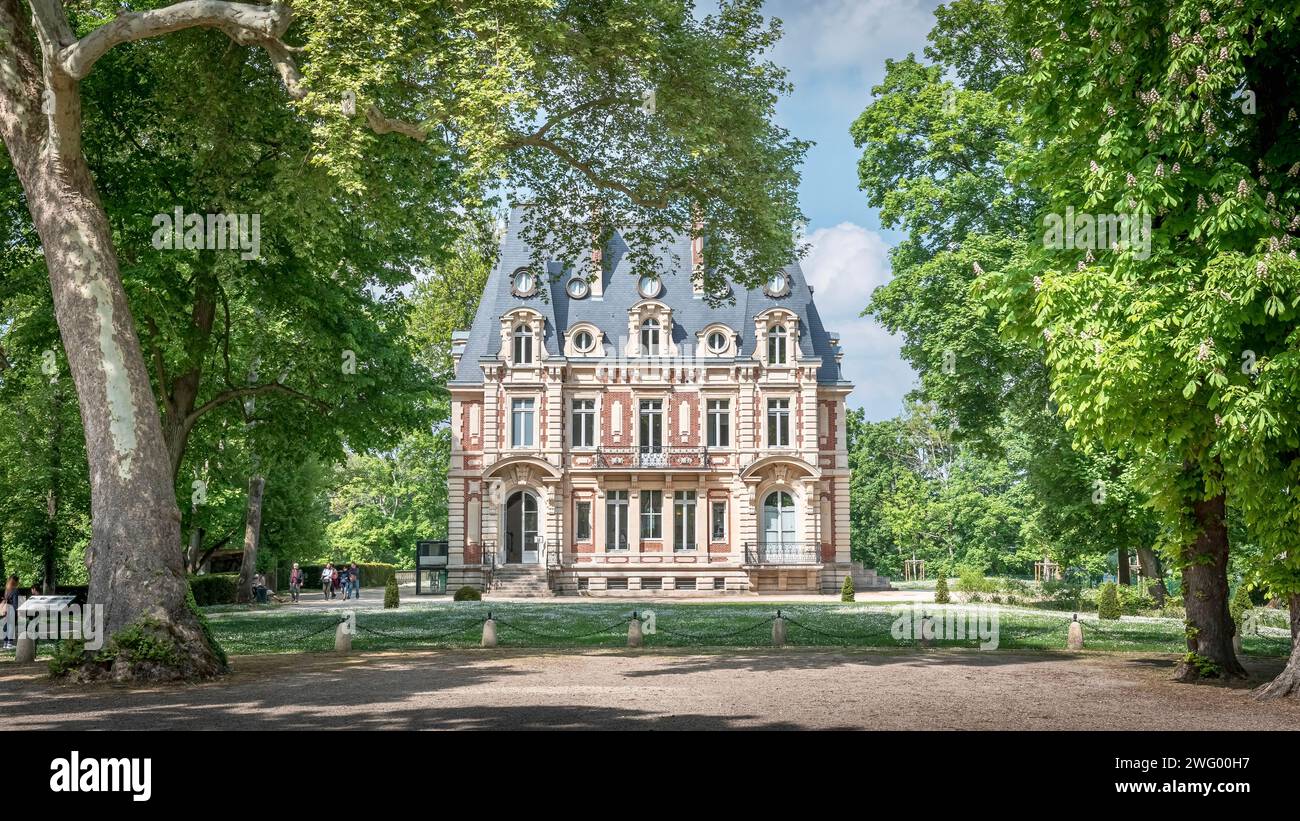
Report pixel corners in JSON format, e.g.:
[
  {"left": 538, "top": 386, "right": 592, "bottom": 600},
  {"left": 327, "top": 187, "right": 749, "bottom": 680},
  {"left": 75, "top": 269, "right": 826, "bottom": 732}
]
[{"left": 450, "top": 208, "right": 850, "bottom": 388}]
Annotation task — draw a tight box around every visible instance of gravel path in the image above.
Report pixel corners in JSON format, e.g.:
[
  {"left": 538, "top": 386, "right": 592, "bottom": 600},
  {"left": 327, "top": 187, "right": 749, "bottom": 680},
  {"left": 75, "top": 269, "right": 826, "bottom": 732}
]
[{"left": 5, "top": 648, "right": 1300, "bottom": 730}]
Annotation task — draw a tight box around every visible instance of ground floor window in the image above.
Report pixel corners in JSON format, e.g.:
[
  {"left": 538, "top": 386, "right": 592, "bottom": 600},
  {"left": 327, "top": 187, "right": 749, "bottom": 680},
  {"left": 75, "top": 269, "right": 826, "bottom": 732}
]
[
  {"left": 606, "top": 491, "right": 628, "bottom": 550},
  {"left": 575, "top": 500, "right": 592, "bottom": 541},
  {"left": 674, "top": 491, "right": 696, "bottom": 551},
  {"left": 710, "top": 500, "right": 727, "bottom": 542},
  {"left": 641, "top": 490, "right": 663, "bottom": 539}
]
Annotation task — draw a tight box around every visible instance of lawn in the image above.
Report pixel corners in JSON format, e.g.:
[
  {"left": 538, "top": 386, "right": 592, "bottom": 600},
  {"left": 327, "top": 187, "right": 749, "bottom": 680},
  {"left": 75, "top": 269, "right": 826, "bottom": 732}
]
[{"left": 191, "top": 601, "right": 1294, "bottom": 658}]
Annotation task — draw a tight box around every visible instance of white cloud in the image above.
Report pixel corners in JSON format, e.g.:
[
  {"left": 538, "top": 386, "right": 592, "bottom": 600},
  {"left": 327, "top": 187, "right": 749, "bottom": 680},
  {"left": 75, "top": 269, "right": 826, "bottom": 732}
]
[
  {"left": 802, "top": 222, "right": 915, "bottom": 421},
  {"left": 770, "top": 0, "right": 940, "bottom": 77}
]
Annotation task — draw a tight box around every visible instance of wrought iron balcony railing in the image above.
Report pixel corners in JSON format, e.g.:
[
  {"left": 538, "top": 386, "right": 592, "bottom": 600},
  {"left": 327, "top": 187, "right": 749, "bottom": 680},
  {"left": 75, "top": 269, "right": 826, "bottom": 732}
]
[
  {"left": 596, "top": 447, "right": 708, "bottom": 469},
  {"left": 743, "top": 541, "right": 822, "bottom": 566}
]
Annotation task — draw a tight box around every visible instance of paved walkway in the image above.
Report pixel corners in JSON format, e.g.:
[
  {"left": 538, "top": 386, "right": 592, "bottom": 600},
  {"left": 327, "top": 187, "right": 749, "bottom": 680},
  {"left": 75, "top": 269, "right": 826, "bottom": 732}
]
[{"left": 5, "top": 648, "right": 1298, "bottom": 730}]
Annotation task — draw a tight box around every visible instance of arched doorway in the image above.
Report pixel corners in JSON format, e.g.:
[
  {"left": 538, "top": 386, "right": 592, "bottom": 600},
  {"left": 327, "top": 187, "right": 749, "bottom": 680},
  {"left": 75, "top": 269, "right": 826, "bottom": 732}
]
[
  {"left": 762, "top": 491, "right": 796, "bottom": 547},
  {"left": 505, "top": 490, "right": 540, "bottom": 564}
]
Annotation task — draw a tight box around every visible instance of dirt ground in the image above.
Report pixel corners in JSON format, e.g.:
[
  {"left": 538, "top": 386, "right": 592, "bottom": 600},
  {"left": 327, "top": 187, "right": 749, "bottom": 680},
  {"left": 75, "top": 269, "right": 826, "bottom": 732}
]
[{"left": 4, "top": 648, "right": 1300, "bottom": 730}]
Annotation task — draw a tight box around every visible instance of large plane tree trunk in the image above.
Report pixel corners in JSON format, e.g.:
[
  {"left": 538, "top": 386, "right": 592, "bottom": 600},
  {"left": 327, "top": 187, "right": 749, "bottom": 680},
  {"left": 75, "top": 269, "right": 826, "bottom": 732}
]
[
  {"left": 1173, "top": 493, "right": 1245, "bottom": 681},
  {"left": 1255, "top": 594, "right": 1300, "bottom": 700},
  {"left": 0, "top": 0, "right": 222, "bottom": 680}
]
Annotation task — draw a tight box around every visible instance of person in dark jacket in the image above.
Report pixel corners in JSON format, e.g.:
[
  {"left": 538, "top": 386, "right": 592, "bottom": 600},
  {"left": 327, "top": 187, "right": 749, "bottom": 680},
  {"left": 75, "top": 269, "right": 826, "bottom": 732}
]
[{"left": 1, "top": 575, "right": 19, "bottom": 650}]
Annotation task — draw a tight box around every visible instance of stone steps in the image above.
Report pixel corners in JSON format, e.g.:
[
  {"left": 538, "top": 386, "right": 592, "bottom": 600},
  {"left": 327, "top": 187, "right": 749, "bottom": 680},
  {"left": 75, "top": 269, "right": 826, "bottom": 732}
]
[{"left": 489, "top": 566, "right": 553, "bottom": 597}]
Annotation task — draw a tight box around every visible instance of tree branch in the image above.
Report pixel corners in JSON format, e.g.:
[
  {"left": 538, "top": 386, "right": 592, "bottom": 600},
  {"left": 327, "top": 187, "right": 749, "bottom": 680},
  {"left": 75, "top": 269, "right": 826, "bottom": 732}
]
[
  {"left": 507, "top": 133, "right": 670, "bottom": 209},
  {"left": 58, "top": 1, "right": 293, "bottom": 80},
  {"left": 185, "top": 381, "right": 331, "bottom": 433},
  {"left": 57, "top": 0, "right": 434, "bottom": 142}
]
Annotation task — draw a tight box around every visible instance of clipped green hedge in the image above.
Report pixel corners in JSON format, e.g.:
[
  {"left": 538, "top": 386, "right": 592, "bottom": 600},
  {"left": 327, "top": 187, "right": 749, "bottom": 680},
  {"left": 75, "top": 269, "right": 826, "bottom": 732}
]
[
  {"left": 453, "top": 585, "right": 482, "bottom": 602},
  {"left": 1097, "top": 582, "right": 1122, "bottom": 620},
  {"left": 934, "top": 577, "right": 950, "bottom": 604},
  {"left": 296, "top": 563, "right": 397, "bottom": 589},
  {"left": 189, "top": 574, "right": 240, "bottom": 606}
]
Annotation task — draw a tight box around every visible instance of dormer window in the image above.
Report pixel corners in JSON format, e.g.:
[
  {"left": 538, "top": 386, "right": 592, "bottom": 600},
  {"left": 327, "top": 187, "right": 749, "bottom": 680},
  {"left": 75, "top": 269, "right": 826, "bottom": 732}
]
[
  {"left": 638, "top": 275, "right": 662, "bottom": 299},
  {"left": 512, "top": 268, "right": 538, "bottom": 297},
  {"left": 640, "top": 319, "right": 661, "bottom": 356},
  {"left": 566, "top": 277, "right": 590, "bottom": 299},
  {"left": 707, "top": 331, "right": 728, "bottom": 354},
  {"left": 765, "top": 272, "right": 789, "bottom": 298},
  {"left": 573, "top": 330, "right": 595, "bottom": 353},
  {"left": 767, "top": 324, "right": 788, "bottom": 365},
  {"left": 513, "top": 323, "right": 534, "bottom": 364}
]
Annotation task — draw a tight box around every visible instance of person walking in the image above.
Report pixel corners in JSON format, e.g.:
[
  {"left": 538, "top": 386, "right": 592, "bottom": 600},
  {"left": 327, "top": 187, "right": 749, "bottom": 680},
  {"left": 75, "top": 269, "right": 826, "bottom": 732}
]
[
  {"left": 347, "top": 563, "right": 360, "bottom": 600},
  {"left": 1, "top": 575, "right": 19, "bottom": 650},
  {"left": 289, "top": 563, "right": 303, "bottom": 603},
  {"left": 321, "top": 564, "right": 335, "bottom": 599}
]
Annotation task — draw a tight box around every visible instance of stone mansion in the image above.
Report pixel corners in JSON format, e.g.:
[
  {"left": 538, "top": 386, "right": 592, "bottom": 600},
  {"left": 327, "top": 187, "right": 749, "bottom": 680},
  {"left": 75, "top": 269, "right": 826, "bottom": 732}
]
[{"left": 444, "top": 211, "right": 888, "bottom": 596}]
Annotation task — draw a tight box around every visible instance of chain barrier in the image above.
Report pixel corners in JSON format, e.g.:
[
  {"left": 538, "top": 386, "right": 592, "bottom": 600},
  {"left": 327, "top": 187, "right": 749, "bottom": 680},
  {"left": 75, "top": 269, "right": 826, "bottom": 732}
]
[
  {"left": 285, "top": 615, "right": 351, "bottom": 644},
  {"left": 492, "top": 614, "right": 632, "bottom": 641},
  {"left": 355, "top": 619, "right": 485, "bottom": 643},
  {"left": 276, "top": 610, "right": 871, "bottom": 647},
  {"left": 780, "top": 615, "right": 860, "bottom": 642},
  {"left": 651, "top": 616, "right": 777, "bottom": 642}
]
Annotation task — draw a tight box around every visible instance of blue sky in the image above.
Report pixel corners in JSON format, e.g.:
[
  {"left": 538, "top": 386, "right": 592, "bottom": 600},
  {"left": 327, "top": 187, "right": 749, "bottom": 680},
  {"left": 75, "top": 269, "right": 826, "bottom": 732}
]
[{"left": 760, "top": 0, "right": 945, "bottom": 419}]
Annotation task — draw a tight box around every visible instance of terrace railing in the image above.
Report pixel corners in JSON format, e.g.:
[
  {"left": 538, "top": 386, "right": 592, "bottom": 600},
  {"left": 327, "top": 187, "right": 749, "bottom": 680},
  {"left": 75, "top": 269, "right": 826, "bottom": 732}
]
[
  {"left": 743, "top": 541, "right": 822, "bottom": 566},
  {"left": 596, "top": 447, "right": 708, "bottom": 470}
]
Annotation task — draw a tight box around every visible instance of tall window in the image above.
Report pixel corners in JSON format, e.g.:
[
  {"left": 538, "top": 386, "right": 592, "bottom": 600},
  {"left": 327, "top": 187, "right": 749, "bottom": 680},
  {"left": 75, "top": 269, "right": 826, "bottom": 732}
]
[
  {"left": 639, "top": 399, "right": 663, "bottom": 453},
  {"left": 511, "top": 398, "right": 535, "bottom": 447},
  {"left": 640, "top": 319, "right": 661, "bottom": 356},
  {"left": 641, "top": 490, "right": 663, "bottom": 539},
  {"left": 674, "top": 491, "right": 697, "bottom": 551},
  {"left": 763, "top": 491, "right": 796, "bottom": 546},
  {"left": 707, "top": 399, "right": 730, "bottom": 447},
  {"left": 767, "top": 324, "right": 788, "bottom": 365},
  {"left": 606, "top": 491, "right": 628, "bottom": 550},
  {"left": 572, "top": 399, "right": 595, "bottom": 448},
  {"left": 575, "top": 501, "right": 592, "bottom": 542},
  {"left": 512, "top": 323, "right": 533, "bottom": 364},
  {"left": 637, "top": 491, "right": 660, "bottom": 543},
  {"left": 710, "top": 501, "right": 727, "bottom": 542},
  {"left": 767, "top": 398, "right": 791, "bottom": 447}
]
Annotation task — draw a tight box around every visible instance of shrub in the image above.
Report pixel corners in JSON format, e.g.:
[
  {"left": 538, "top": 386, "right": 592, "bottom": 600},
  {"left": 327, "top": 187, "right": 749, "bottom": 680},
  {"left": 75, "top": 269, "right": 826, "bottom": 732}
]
[
  {"left": 840, "top": 575, "right": 855, "bottom": 602},
  {"left": 934, "top": 577, "right": 950, "bottom": 604},
  {"left": 384, "top": 576, "right": 400, "bottom": 609},
  {"left": 1097, "top": 582, "right": 1121, "bottom": 620},
  {"left": 955, "top": 566, "right": 994, "bottom": 596},
  {"left": 453, "top": 585, "right": 482, "bottom": 602},
  {"left": 48, "top": 639, "right": 89, "bottom": 679},
  {"left": 1041, "top": 578, "right": 1081, "bottom": 601},
  {"left": 1117, "top": 584, "right": 1156, "bottom": 615},
  {"left": 188, "top": 574, "right": 239, "bottom": 607},
  {"left": 1229, "top": 584, "right": 1252, "bottom": 629}
]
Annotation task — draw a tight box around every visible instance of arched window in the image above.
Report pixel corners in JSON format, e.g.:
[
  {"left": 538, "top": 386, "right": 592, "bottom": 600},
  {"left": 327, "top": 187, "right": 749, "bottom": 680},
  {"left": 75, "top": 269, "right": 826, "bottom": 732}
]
[
  {"left": 762, "top": 491, "right": 796, "bottom": 547},
  {"left": 640, "top": 319, "right": 661, "bottom": 356},
  {"left": 512, "top": 323, "right": 533, "bottom": 364},
  {"left": 767, "top": 324, "right": 788, "bottom": 365}
]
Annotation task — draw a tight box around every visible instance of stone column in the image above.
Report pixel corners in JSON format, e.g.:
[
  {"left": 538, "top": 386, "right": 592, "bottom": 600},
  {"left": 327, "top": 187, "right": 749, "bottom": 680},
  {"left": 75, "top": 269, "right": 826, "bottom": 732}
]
[{"left": 629, "top": 486, "right": 641, "bottom": 556}]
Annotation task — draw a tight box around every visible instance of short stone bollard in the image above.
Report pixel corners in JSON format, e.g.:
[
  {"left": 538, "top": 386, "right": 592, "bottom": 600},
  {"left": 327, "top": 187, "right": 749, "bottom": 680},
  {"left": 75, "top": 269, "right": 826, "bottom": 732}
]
[
  {"left": 627, "top": 614, "right": 643, "bottom": 648},
  {"left": 919, "top": 616, "right": 934, "bottom": 648},
  {"left": 1067, "top": 614, "right": 1084, "bottom": 650},
  {"left": 334, "top": 620, "right": 352, "bottom": 653},
  {"left": 15, "top": 636, "right": 36, "bottom": 664},
  {"left": 482, "top": 617, "right": 497, "bottom": 648},
  {"left": 772, "top": 614, "right": 786, "bottom": 647}
]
